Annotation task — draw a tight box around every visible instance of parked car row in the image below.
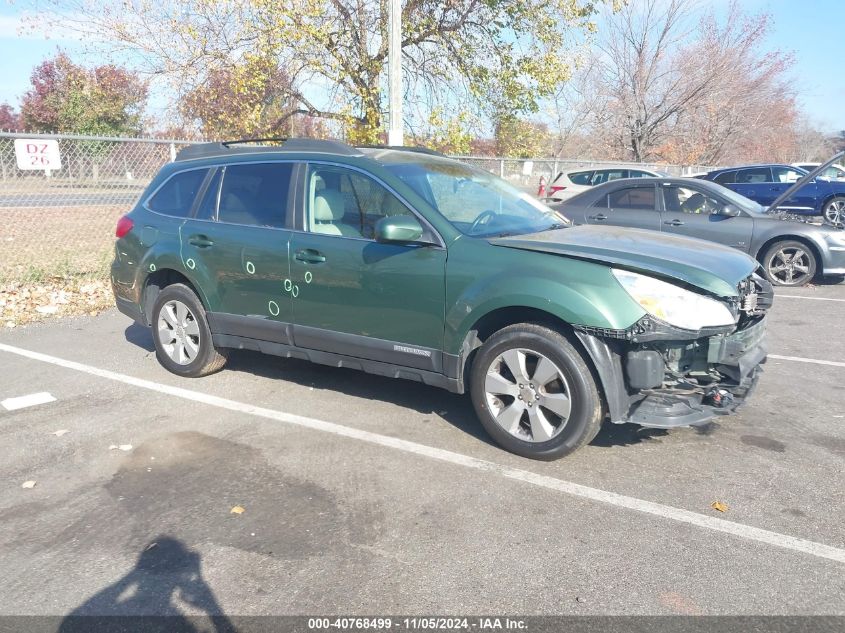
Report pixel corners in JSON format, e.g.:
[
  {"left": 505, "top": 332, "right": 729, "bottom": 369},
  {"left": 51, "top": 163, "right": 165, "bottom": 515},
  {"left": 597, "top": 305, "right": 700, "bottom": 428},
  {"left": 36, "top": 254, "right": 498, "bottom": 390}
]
[
  {"left": 550, "top": 176, "right": 845, "bottom": 287},
  {"left": 545, "top": 161, "right": 845, "bottom": 225}
]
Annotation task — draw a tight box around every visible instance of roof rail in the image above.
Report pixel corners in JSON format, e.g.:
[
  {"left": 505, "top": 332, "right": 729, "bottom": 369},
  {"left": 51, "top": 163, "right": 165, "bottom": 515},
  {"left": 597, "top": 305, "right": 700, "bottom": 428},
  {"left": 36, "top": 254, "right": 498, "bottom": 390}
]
[
  {"left": 357, "top": 145, "right": 448, "bottom": 158},
  {"left": 175, "top": 137, "right": 363, "bottom": 161}
]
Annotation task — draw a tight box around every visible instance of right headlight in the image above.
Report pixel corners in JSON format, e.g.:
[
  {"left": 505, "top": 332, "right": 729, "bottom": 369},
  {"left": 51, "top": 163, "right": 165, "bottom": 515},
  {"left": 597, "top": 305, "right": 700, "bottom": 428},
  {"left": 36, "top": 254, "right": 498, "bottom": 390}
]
[{"left": 612, "top": 269, "right": 736, "bottom": 330}]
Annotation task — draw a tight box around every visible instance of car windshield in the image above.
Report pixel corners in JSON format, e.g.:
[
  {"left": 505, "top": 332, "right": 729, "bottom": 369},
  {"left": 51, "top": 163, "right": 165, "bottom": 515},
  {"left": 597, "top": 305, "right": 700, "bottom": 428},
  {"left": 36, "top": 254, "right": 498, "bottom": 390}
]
[{"left": 386, "top": 160, "right": 569, "bottom": 237}]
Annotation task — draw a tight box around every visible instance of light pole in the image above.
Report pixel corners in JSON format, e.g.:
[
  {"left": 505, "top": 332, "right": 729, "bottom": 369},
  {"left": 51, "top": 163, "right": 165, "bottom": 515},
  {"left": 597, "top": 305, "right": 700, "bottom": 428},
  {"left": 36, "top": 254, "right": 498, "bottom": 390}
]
[{"left": 387, "top": 0, "right": 403, "bottom": 146}]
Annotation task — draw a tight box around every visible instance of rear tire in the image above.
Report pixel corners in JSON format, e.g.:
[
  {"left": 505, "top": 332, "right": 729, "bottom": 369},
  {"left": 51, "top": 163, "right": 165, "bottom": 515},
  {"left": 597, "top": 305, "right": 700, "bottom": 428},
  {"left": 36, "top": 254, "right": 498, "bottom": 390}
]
[
  {"left": 761, "top": 240, "right": 816, "bottom": 286},
  {"left": 151, "top": 284, "right": 228, "bottom": 377},
  {"left": 822, "top": 196, "right": 845, "bottom": 224},
  {"left": 469, "top": 323, "right": 603, "bottom": 460}
]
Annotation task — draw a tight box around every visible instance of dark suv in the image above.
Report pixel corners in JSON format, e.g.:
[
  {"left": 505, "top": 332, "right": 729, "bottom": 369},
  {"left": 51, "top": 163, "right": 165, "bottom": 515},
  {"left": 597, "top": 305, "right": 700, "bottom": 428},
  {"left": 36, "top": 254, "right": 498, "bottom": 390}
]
[{"left": 112, "top": 139, "right": 770, "bottom": 460}]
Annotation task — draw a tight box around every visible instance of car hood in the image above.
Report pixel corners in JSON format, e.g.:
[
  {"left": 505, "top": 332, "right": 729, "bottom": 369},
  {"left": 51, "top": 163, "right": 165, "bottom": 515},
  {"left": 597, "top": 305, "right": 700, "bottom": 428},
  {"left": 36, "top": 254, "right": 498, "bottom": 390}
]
[{"left": 489, "top": 225, "right": 758, "bottom": 297}]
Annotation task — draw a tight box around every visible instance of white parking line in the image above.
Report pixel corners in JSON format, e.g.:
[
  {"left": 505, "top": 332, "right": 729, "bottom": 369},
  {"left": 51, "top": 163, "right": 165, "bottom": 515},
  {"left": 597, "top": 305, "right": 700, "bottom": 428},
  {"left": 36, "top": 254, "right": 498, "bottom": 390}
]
[
  {"left": 0, "top": 341, "right": 843, "bottom": 566},
  {"left": 1, "top": 391, "right": 56, "bottom": 411},
  {"left": 769, "top": 354, "right": 845, "bottom": 368},
  {"left": 776, "top": 294, "right": 845, "bottom": 302}
]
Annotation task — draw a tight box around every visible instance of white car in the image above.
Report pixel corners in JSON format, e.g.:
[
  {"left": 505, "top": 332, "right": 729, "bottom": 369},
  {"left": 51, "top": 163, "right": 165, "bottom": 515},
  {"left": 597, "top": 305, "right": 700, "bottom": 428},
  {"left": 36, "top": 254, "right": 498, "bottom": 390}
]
[
  {"left": 793, "top": 162, "right": 845, "bottom": 181},
  {"left": 545, "top": 166, "right": 664, "bottom": 201}
]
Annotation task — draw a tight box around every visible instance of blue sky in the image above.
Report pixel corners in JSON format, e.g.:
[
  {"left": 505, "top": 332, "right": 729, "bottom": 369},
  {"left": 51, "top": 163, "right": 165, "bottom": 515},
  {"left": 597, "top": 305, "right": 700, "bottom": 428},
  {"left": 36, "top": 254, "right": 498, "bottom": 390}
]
[{"left": 1, "top": 0, "right": 843, "bottom": 133}]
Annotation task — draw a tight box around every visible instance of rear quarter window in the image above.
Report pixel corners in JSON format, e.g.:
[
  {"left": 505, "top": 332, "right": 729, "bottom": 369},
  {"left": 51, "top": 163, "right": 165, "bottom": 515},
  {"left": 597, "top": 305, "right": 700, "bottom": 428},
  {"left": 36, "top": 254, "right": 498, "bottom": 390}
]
[
  {"left": 146, "top": 169, "right": 209, "bottom": 217},
  {"left": 568, "top": 171, "right": 593, "bottom": 185}
]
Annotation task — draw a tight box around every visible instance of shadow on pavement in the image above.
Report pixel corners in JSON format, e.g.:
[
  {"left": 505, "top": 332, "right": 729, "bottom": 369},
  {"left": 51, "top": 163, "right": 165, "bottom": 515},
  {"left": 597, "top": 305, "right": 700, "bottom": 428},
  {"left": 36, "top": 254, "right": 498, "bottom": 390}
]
[
  {"left": 123, "top": 325, "right": 675, "bottom": 452},
  {"left": 58, "top": 536, "right": 236, "bottom": 632},
  {"left": 125, "top": 322, "right": 155, "bottom": 352}
]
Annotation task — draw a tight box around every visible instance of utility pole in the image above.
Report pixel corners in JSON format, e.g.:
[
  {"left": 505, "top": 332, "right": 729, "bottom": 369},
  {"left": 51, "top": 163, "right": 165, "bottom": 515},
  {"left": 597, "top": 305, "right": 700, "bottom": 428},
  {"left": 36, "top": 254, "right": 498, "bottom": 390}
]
[{"left": 387, "top": 0, "right": 403, "bottom": 146}]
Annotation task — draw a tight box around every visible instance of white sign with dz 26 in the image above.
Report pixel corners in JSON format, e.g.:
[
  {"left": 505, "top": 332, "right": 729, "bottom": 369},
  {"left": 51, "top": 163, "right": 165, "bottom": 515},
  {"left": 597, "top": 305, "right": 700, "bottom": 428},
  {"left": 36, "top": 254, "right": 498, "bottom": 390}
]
[{"left": 14, "top": 139, "right": 63, "bottom": 171}]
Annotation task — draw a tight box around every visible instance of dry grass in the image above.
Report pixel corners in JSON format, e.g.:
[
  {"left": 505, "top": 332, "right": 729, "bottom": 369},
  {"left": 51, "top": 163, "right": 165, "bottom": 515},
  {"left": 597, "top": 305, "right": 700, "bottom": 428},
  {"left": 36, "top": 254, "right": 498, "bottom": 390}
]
[
  {"left": 0, "top": 204, "right": 121, "bottom": 326},
  {"left": 0, "top": 204, "right": 122, "bottom": 283}
]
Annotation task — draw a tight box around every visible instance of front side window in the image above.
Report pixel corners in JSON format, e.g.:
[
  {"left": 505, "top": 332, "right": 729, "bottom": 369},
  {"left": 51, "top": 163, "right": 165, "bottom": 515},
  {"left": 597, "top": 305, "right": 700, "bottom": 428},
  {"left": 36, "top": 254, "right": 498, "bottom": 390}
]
[
  {"left": 663, "top": 185, "right": 723, "bottom": 214},
  {"left": 736, "top": 167, "right": 772, "bottom": 184},
  {"left": 217, "top": 163, "right": 293, "bottom": 228},
  {"left": 608, "top": 186, "right": 657, "bottom": 210},
  {"left": 147, "top": 169, "right": 209, "bottom": 217},
  {"left": 306, "top": 165, "right": 410, "bottom": 239},
  {"left": 771, "top": 166, "right": 805, "bottom": 183},
  {"left": 386, "top": 159, "right": 567, "bottom": 237}
]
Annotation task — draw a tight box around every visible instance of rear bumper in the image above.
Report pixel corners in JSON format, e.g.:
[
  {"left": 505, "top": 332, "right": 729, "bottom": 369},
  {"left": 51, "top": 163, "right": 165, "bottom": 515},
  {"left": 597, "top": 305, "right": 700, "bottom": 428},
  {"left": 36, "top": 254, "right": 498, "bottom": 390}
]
[
  {"left": 821, "top": 245, "right": 845, "bottom": 276},
  {"left": 112, "top": 275, "right": 145, "bottom": 324}
]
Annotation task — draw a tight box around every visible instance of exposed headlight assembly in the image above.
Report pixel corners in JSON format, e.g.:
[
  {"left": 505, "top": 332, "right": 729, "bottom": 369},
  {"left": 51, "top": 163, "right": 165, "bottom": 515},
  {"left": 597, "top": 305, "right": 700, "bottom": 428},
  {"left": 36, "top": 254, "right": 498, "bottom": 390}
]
[{"left": 612, "top": 269, "right": 736, "bottom": 330}]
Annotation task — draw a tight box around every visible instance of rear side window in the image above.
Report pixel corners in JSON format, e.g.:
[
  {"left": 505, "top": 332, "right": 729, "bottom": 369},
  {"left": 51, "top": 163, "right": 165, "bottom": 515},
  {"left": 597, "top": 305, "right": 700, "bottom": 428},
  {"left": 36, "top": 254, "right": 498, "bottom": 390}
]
[
  {"left": 217, "top": 163, "right": 294, "bottom": 228},
  {"left": 713, "top": 171, "right": 735, "bottom": 185},
  {"left": 147, "top": 169, "right": 209, "bottom": 217},
  {"left": 608, "top": 186, "right": 656, "bottom": 210},
  {"left": 592, "top": 169, "right": 626, "bottom": 185},
  {"left": 568, "top": 171, "right": 593, "bottom": 185},
  {"left": 629, "top": 169, "right": 655, "bottom": 178},
  {"left": 736, "top": 167, "right": 771, "bottom": 183}
]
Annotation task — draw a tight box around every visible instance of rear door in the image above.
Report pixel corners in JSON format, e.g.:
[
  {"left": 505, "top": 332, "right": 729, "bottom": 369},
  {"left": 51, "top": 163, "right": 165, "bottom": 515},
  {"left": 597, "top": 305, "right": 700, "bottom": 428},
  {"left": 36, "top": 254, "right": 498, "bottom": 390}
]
[
  {"left": 179, "top": 162, "right": 296, "bottom": 341},
  {"left": 769, "top": 166, "right": 822, "bottom": 214},
  {"left": 659, "top": 183, "right": 754, "bottom": 252},
  {"left": 732, "top": 167, "right": 773, "bottom": 206},
  {"left": 584, "top": 184, "right": 660, "bottom": 231}
]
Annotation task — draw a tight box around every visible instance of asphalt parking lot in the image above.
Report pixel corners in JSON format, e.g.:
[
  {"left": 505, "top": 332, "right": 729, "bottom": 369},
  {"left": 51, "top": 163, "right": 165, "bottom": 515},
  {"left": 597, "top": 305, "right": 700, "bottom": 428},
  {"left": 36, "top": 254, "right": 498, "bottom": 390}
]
[{"left": 0, "top": 282, "right": 843, "bottom": 617}]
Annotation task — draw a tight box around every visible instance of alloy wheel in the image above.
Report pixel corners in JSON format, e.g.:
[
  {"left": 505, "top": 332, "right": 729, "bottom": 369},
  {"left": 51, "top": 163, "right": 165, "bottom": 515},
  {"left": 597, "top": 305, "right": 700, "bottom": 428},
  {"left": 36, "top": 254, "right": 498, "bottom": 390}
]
[
  {"left": 484, "top": 348, "right": 572, "bottom": 443},
  {"left": 767, "top": 247, "right": 812, "bottom": 285},
  {"left": 824, "top": 199, "right": 845, "bottom": 224},
  {"left": 157, "top": 300, "right": 201, "bottom": 365}
]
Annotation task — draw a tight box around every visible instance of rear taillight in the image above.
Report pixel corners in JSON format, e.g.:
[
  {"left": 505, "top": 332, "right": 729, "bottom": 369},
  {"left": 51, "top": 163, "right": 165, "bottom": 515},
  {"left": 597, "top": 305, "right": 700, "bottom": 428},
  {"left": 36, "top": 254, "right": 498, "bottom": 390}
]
[
  {"left": 550, "top": 185, "right": 566, "bottom": 193},
  {"left": 115, "top": 215, "right": 134, "bottom": 238}
]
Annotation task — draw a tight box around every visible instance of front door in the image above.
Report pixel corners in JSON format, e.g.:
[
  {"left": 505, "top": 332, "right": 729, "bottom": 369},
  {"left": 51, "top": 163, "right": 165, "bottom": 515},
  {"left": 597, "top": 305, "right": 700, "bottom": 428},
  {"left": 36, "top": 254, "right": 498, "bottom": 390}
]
[
  {"left": 659, "top": 183, "right": 754, "bottom": 252},
  {"left": 289, "top": 163, "right": 448, "bottom": 372},
  {"left": 585, "top": 184, "right": 661, "bottom": 231},
  {"left": 179, "top": 162, "right": 295, "bottom": 340}
]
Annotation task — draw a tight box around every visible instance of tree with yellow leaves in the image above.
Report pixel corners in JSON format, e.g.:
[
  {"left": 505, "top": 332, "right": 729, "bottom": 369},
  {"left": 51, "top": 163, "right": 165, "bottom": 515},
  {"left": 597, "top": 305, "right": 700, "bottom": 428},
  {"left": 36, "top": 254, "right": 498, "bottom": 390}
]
[{"left": 30, "top": 0, "right": 604, "bottom": 141}]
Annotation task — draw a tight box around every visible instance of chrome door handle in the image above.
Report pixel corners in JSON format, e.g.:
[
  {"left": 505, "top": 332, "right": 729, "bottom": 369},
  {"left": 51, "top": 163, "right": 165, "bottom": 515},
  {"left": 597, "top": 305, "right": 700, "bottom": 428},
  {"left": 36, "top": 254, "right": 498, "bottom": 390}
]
[
  {"left": 588, "top": 214, "right": 607, "bottom": 221},
  {"left": 663, "top": 219, "right": 684, "bottom": 226}
]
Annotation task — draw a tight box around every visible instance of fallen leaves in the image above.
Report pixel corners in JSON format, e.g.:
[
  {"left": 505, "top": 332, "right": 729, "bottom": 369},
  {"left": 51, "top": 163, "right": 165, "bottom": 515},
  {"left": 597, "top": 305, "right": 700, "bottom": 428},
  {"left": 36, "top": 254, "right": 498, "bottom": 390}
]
[
  {"left": 230, "top": 505, "right": 245, "bottom": 515},
  {"left": 21, "top": 480, "right": 36, "bottom": 489},
  {"left": 711, "top": 500, "right": 729, "bottom": 513},
  {"left": 1, "top": 278, "right": 113, "bottom": 327},
  {"left": 109, "top": 444, "right": 133, "bottom": 451},
  {"left": 52, "top": 429, "right": 69, "bottom": 437}
]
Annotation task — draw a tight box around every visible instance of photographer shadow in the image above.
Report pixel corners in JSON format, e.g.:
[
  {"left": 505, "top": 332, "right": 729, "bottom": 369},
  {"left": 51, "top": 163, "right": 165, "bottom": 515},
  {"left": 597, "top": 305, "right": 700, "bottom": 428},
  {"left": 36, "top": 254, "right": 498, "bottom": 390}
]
[{"left": 59, "top": 536, "right": 237, "bottom": 633}]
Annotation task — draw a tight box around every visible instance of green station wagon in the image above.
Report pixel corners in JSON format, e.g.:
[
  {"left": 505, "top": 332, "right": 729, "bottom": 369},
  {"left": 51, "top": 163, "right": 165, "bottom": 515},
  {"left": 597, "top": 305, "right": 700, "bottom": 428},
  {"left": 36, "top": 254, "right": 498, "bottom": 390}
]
[{"left": 112, "top": 139, "right": 771, "bottom": 459}]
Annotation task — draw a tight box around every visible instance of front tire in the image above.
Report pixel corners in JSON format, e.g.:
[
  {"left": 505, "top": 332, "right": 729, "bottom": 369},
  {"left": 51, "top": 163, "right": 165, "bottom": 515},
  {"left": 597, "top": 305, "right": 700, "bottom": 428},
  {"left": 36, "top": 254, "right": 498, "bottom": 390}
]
[
  {"left": 469, "top": 323, "right": 603, "bottom": 460},
  {"left": 761, "top": 240, "right": 816, "bottom": 286},
  {"left": 151, "top": 283, "right": 228, "bottom": 377}
]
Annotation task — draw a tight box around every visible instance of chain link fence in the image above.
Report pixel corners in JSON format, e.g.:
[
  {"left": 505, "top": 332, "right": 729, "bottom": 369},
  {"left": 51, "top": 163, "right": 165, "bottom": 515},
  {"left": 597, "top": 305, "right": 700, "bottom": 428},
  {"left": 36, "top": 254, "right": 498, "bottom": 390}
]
[
  {"left": 0, "top": 133, "right": 196, "bottom": 285},
  {"left": 0, "top": 131, "right": 714, "bottom": 287}
]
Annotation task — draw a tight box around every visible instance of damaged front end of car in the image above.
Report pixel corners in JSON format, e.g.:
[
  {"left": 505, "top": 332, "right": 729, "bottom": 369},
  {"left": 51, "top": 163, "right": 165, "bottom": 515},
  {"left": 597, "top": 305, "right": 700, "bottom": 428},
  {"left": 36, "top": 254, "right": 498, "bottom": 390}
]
[{"left": 574, "top": 272, "right": 772, "bottom": 428}]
